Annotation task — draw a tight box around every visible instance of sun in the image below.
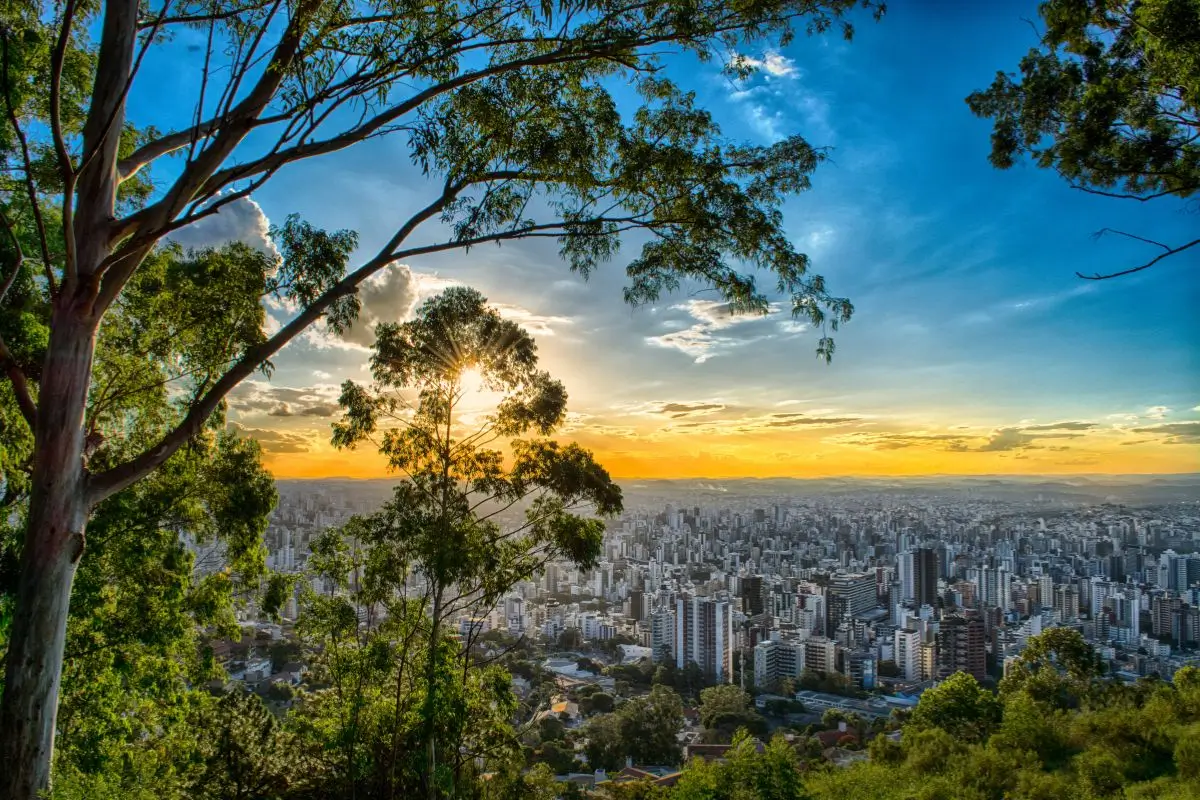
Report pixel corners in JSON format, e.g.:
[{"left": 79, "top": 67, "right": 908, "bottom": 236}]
[{"left": 459, "top": 365, "right": 486, "bottom": 395}]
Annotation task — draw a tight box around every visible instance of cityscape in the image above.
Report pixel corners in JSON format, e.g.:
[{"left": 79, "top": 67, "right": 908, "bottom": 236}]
[{"left": 186, "top": 474, "right": 1200, "bottom": 786}]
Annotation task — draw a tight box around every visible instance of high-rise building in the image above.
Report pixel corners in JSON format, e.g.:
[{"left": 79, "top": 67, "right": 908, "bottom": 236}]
[
  {"left": 894, "top": 628, "right": 921, "bottom": 681},
  {"left": 629, "top": 589, "right": 647, "bottom": 622},
  {"left": 937, "top": 613, "right": 987, "bottom": 682},
  {"left": 898, "top": 548, "right": 939, "bottom": 607},
  {"left": 803, "top": 637, "right": 838, "bottom": 675},
  {"left": 741, "top": 575, "right": 766, "bottom": 617},
  {"left": 846, "top": 651, "right": 876, "bottom": 689},
  {"left": 675, "top": 596, "right": 734, "bottom": 682},
  {"left": 753, "top": 639, "right": 805, "bottom": 687},
  {"left": 828, "top": 572, "right": 876, "bottom": 628},
  {"left": 650, "top": 610, "right": 675, "bottom": 662},
  {"left": 1054, "top": 585, "right": 1080, "bottom": 622}
]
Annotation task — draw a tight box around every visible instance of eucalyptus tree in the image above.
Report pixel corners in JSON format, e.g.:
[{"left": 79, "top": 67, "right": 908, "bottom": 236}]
[
  {"left": 302, "top": 286, "right": 621, "bottom": 798},
  {"left": 968, "top": 0, "right": 1200, "bottom": 279},
  {"left": 0, "top": 239, "right": 283, "bottom": 790},
  {"left": 0, "top": 0, "right": 882, "bottom": 791}
]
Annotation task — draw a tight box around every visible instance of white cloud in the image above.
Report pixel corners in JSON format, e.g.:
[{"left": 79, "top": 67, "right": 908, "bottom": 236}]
[
  {"left": 645, "top": 300, "right": 782, "bottom": 363},
  {"left": 777, "top": 319, "right": 808, "bottom": 335},
  {"left": 491, "top": 303, "right": 574, "bottom": 336},
  {"left": 730, "top": 50, "right": 798, "bottom": 78},
  {"left": 167, "top": 196, "right": 279, "bottom": 259},
  {"left": 1144, "top": 405, "right": 1171, "bottom": 419},
  {"left": 747, "top": 105, "right": 786, "bottom": 143}
]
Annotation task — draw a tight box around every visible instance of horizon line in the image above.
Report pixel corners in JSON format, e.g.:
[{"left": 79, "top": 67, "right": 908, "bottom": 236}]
[{"left": 270, "top": 471, "right": 1200, "bottom": 482}]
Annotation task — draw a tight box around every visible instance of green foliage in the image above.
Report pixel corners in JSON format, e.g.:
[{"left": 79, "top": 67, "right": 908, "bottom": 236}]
[
  {"left": 967, "top": 0, "right": 1200, "bottom": 276},
  {"left": 698, "top": 685, "right": 768, "bottom": 743},
  {"left": 584, "top": 712, "right": 627, "bottom": 772},
  {"left": 909, "top": 672, "right": 1001, "bottom": 742},
  {"left": 188, "top": 691, "right": 297, "bottom": 800},
  {"left": 580, "top": 691, "right": 615, "bottom": 716},
  {"left": 586, "top": 685, "right": 686, "bottom": 769},
  {"left": 673, "top": 733, "right": 808, "bottom": 800},
  {"left": 968, "top": 0, "right": 1200, "bottom": 200},
  {"left": 1000, "top": 627, "right": 1105, "bottom": 709}
]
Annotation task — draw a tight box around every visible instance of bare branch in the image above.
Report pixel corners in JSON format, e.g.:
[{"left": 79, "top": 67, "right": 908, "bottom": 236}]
[
  {"left": 1078, "top": 232, "right": 1200, "bottom": 280},
  {"left": 137, "top": 1, "right": 272, "bottom": 29},
  {"left": 1091, "top": 227, "right": 1173, "bottom": 251}
]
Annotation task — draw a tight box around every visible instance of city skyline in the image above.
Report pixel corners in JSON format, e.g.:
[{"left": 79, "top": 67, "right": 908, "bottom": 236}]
[{"left": 132, "top": 1, "right": 1199, "bottom": 479}]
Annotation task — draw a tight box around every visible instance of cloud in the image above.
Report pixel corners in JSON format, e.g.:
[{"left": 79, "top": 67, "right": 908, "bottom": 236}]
[
  {"left": 1144, "top": 406, "right": 1171, "bottom": 419},
  {"left": 645, "top": 300, "right": 777, "bottom": 363},
  {"left": 747, "top": 105, "right": 786, "bottom": 143},
  {"left": 763, "top": 416, "right": 859, "bottom": 428},
  {"left": 267, "top": 401, "right": 339, "bottom": 418},
  {"left": 977, "top": 428, "right": 1035, "bottom": 452},
  {"left": 1130, "top": 421, "right": 1200, "bottom": 444},
  {"left": 962, "top": 284, "right": 1095, "bottom": 325},
  {"left": 730, "top": 50, "right": 798, "bottom": 78},
  {"left": 229, "top": 381, "right": 341, "bottom": 418},
  {"left": 167, "top": 197, "right": 279, "bottom": 259},
  {"left": 1021, "top": 421, "right": 1096, "bottom": 431},
  {"left": 491, "top": 303, "right": 574, "bottom": 337},
  {"left": 339, "top": 265, "right": 421, "bottom": 346},
  {"left": 228, "top": 423, "right": 314, "bottom": 454},
  {"left": 658, "top": 402, "right": 726, "bottom": 418},
  {"left": 977, "top": 427, "right": 1083, "bottom": 452},
  {"left": 832, "top": 431, "right": 973, "bottom": 452}
]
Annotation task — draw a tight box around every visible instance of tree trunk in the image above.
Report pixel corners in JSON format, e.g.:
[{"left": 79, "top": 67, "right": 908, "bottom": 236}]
[
  {"left": 424, "top": 587, "right": 444, "bottom": 800},
  {"left": 0, "top": 305, "right": 96, "bottom": 800}
]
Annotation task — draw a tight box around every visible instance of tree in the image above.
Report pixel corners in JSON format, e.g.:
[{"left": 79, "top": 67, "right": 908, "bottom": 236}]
[
  {"left": 672, "top": 732, "right": 806, "bottom": 800},
  {"left": 967, "top": 0, "right": 1200, "bottom": 279},
  {"left": 580, "top": 692, "right": 616, "bottom": 716},
  {"left": 698, "top": 684, "right": 767, "bottom": 743},
  {"left": 584, "top": 712, "right": 627, "bottom": 772},
  {"left": 698, "top": 685, "right": 753, "bottom": 728},
  {"left": 531, "top": 740, "right": 579, "bottom": 775},
  {"left": 188, "top": 691, "right": 297, "bottom": 800},
  {"left": 619, "top": 685, "right": 686, "bottom": 766},
  {"left": 1000, "top": 627, "right": 1105, "bottom": 709},
  {"left": 0, "top": 0, "right": 885, "bottom": 790},
  {"left": 306, "top": 287, "right": 621, "bottom": 799},
  {"left": 908, "top": 671, "right": 1001, "bottom": 742},
  {"left": 0, "top": 239, "right": 282, "bottom": 790},
  {"left": 329, "top": 286, "right": 620, "bottom": 798}
]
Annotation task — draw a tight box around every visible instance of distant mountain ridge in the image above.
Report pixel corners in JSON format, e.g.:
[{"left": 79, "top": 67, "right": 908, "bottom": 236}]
[{"left": 276, "top": 474, "right": 1200, "bottom": 506}]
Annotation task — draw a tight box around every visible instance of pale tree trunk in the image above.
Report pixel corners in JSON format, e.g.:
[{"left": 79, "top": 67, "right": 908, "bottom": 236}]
[
  {"left": 0, "top": 302, "right": 97, "bottom": 800},
  {"left": 424, "top": 586, "right": 444, "bottom": 800}
]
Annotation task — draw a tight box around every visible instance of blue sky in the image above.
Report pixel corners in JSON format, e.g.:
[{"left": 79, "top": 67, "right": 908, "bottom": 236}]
[{"left": 128, "top": 1, "right": 1199, "bottom": 477}]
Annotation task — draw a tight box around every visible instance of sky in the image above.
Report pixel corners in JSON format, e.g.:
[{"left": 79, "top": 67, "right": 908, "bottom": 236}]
[{"left": 130, "top": 1, "right": 1199, "bottom": 480}]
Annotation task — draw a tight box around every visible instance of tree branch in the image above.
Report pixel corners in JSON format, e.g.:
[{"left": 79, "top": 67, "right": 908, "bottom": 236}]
[
  {"left": 86, "top": 178, "right": 465, "bottom": 504},
  {"left": 0, "top": 336, "right": 36, "bottom": 429},
  {"left": 1078, "top": 231, "right": 1200, "bottom": 280},
  {"left": 0, "top": 207, "right": 25, "bottom": 303},
  {"left": 1, "top": 31, "right": 57, "bottom": 296}
]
